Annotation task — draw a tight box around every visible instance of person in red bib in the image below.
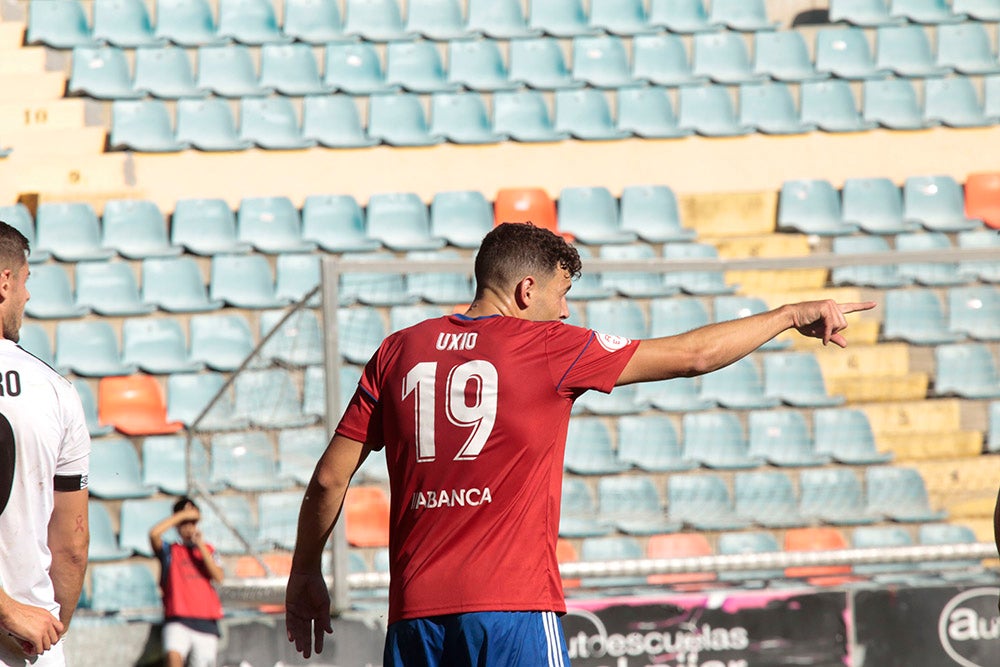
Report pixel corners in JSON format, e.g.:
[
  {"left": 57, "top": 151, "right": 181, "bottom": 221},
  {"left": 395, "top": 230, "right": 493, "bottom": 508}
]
[
  {"left": 285, "top": 222, "right": 876, "bottom": 665},
  {"left": 150, "top": 497, "right": 224, "bottom": 667}
]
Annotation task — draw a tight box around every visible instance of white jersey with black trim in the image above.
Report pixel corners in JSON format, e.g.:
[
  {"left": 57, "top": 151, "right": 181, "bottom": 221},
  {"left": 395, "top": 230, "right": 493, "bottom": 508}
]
[{"left": 0, "top": 339, "right": 90, "bottom": 622}]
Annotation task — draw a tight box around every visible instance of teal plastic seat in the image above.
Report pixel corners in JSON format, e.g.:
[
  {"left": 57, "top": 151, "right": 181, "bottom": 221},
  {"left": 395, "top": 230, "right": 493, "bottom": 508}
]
[
  {"left": 693, "top": 31, "right": 763, "bottom": 84},
  {"left": 324, "top": 42, "right": 395, "bottom": 94},
  {"left": 406, "top": 0, "right": 469, "bottom": 40},
  {"left": 559, "top": 186, "right": 635, "bottom": 244},
  {"left": 816, "top": 27, "right": 889, "bottom": 79},
  {"left": 275, "top": 253, "right": 320, "bottom": 305},
  {"left": 405, "top": 250, "right": 474, "bottom": 304},
  {"left": 935, "top": 343, "right": 1000, "bottom": 398},
  {"left": 18, "top": 325, "right": 56, "bottom": 369},
  {"left": 709, "top": 0, "right": 777, "bottom": 31},
  {"left": 74, "top": 380, "right": 113, "bottom": 437},
  {"left": 171, "top": 197, "right": 251, "bottom": 254},
  {"left": 366, "top": 192, "right": 445, "bottom": 250},
  {"left": 865, "top": 466, "right": 947, "bottom": 522},
  {"left": 649, "top": 297, "right": 708, "bottom": 337},
  {"left": 210, "top": 254, "right": 288, "bottom": 308},
  {"left": 109, "top": 100, "right": 188, "bottom": 153},
  {"left": 234, "top": 368, "right": 317, "bottom": 429},
  {"left": 778, "top": 178, "right": 857, "bottom": 235},
  {"left": 739, "top": 82, "right": 815, "bottom": 135},
  {"left": 700, "top": 357, "right": 780, "bottom": 409},
  {"left": 937, "top": 22, "right": 1000, "bottom": 74},
  {"left": 988, "top": 401, "right": 1000, "bottom": 452},
  {"left": 188, "top": 313, "right": 255, "bottom": 371},
  {"left": 764, "top": 352, "right": 845, "bottom": 407},
  {"left": 918, "top": 523, "right": 984, "bottom": 575},
  {"left": 302, "top": 95, "right": 377, "bottom": 148},
  {"left": 717, "top": 531, "right": 782, "bottom": 583},
  {"left": 259, "top": 309, "right": 323, "bottom": 367},
  {"left": 986, "top": 74, "right": 1000, "bottom": 122},
  {"left": 851, "top": 525, "right": 917, "bottom": 577},
  {"left": 841, "top": 177, "right": 920, "bottom": 234},
  {"left": 93, "top": 0, "right": 163, "bottom": 47},
  {"left": 211, "top": 432, "right": 293, "bottom": 491},
  {"left": 813, "top": 408, "right": 893, "bottom": 464},
  {"left": 343, "top": 0, "right": 413, "bottom": 41},
  {"left": 890, "top": 0, "right": 966, "bottom": 23},
  {"left": 615, "top": 86, "right": 691, "bottom": 139},
  {"left": 748, "top": 410, "right": 830, "bottom": 466},
  {"left": 430, "top": 190, "right": 493, "bottom": 248},
  {"left": 924, "top": 76, "right": 997, "bottom": 128},
  {"left": 648, "top": 0, "right": 720, "bottom": 32},
  {"left": 133, "top": 46, "right": 205, "bottom": 98},
  {"left": 667, "top": 473, "right": 751, "bottom": 530},
  {"left": 619, "top": 185, "right": 695, "bottom": 242},
  {"left": 141, "top": 435, "right": 214, "bottom": 495},
  {"left": 896, "top": 231, "right": 968, "bottom": 286},
  {"left": 240, "top": 97, "right": 316, "bottom": 150},
  {"left": 598, "top": 476, "right": 681, "bottom": 535},
  {"left": 753, "top": 31, "right": 826, "bottom": 81},
  {"left": 714, "top": 295, "right": 790, "bottom": 349},
  {"left": 495, "top": 90, "right": 570, "bottom": 141},
  {"left": 883, "top": 288, "right": 964, "bottom": 344},
  {"left": 588, "top": 0, "right": 658, "bottom": 35},
  {"left": 555, "top": 88, "right": 630, "bottom": 140},
  {"left": 662, "top": 242, "right": 737, "bottom": 294},
  {"left": 876, "top": 25, "right": 949, "bottom": 77},
  {"left": 447, "top": 39, "right": 516, "bottom": 91},
  {"left": 103, "top": 199, "right": 181, "bottom": 259},
  {"left": 257, "top": 490, "right": 304, "bottom": 549},
  {"left": 863, "top": 78, "right": 935, "bottom": 130},
  {"left": 831, "top": 235, "right": 911, "bottom": 288},
  {"left": 166, "top": 372, "right": 250, "bottom": 431},
  {"left": 800, "top": 79, "right": 878, "bottom": 132},
  {"left": 529, "top": 0, "right": 597, "bottom": 37},
  {"left": 734, "top": 471, "right": 808, "bottom": 528},
  {"left": 217, "top": 0, "right": 291, "bottom": 44},
  {"left": 564, "top": 417, "right": 630, "bottom": 475},
  {"left": 338, "top": 307, "right": 386, "bottom": 364},
  {"left": 35, "top": 202, "right": 115, "bottom": 262},
  {"left": 953, "top": 0, "right": 1000, "bottom": 20},
  {"left": 431, "top": 92, "right": 507, "bottom": 145},
  {"left": 141, "top": 257, "right": 223, "bottom": 312},
  {"left": 678, "top": 85, "right": 753, "bottom": 136},
  {"left": 24, "top": 265, "right": 89, "bottom": 320},
  {"left": 283, "top": 0, "right": 348, "bottom": 43},
  {"left": 278, "top": 426, "right": 328, "bottom": 484},
  {"left": 303, "top": 365, "right": 360, "bottom": 418},
  {"left": 958, "top": 230, "right": 1000, "bottom": 283},
  {"left": 600, "top": 245, "right": 673, "bottom": 297},
  {"left": 390, "top": 305, "right": 446, "bottom": 332},
  {"left": 197, "top": 495, "right": 263, "bottom": 554},
  {"left": 119, "top": 498, "right": 175, "bottom": 556},
  {"left": 90, "top": 563, "right": 161, "bottom": 614},
  {"left": 196, "top": 45, "right": 271, "bottom": 97},
  {"left": 682, "top": 411, "right": 763, "bottom": 469},
  {"left": 89, "top": 437, "right": 156, "bottom": 499},
  {"left": 575, "top": 382, "right": 642, "bottom": 416},
  {"left": 579, "top": 537, "right": 646, "bottom": 588},
  {"left": 55, "top": 321, "right": 136, "bottom": 377},
  {"left": 27, "top": 0, "right": 96, "bottom": 48},
  {"left": 302, "top": 194, "right": 380, "bottom": 251},
  {"left": 617, "top": 415, "right": 697, "bottom": 472},
  {"left": 466, "top": 0, "right": 538, "bottom": 38},
  {"left": 631, "top": 33, "right": 703, "bottom": 86},
  {"left": 0, "top": 203, "right": 48, "bottom": 263},
  {"left": 237, "top": 196, "right": 316, "bottom": 254},
  {"left": 339, "top": 252, "right": 414, "bottom": 306},
  {"left": 799, "top": 468, "right": 880, "bottom": 525},
  {"left": 508, "top": 38, "right": 582, "bottom": 90},
  {"left": 949, "top": 286, "right": 1000, "bottom": 340},
  {"left": 386, "top": 41, "right": 457, "bottom": 93},
  {"left": 560, "top": 478, "right": 612, "bottom": 538},
  {"left": 830, "top": 0, "right": 905, "bottom": 26},
  {"left": 368, "top": 93, "right": 444, "bottom": 147},
  {"left": 122, "top": 318, "right": 202, "bottom": 374},
  {"left": 74, "top": 261, "right": 154, "bottom": 317},
  {"left": 68, "top": 46, "right": 140, "bottom": 99},
  {"left": 635, "top": 376, "right": 715, "bottom": 412},
  {"left": 175, "top": 98, "right": 254, "bottom": 151},
  {"left": 258, "top": 43, "right": 327, "bottom": 96},
  {"left": 571, "top": 35, "right": 632, "bottom": 88},
  {"left": 155, "top": 0, "right": 225, "bottom": 46}
]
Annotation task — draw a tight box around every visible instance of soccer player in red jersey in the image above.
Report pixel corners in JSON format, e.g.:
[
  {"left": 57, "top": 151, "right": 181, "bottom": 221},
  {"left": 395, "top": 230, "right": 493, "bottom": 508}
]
[{"left": 285, "top": 222, "right": 876, "bottom": 665}]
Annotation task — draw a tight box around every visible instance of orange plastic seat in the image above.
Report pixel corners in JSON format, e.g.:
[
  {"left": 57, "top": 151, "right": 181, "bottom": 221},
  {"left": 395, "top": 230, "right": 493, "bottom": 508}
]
[
  {"left": 783, "top": 526, "right": 859, "bottom": 585},
  {"left": 556, "top": 538, "right": 580, "bottom": 589},
  {"left": 98, "top": 374, "right": 183, "bottom": 436},
  {"left": 965, "top": 172, "right": 1000, "bottom": 229},
  {"left": 646, "top": 533, "right": 716, "bottom": 586},
  {"left": 493, "top": 188, "right": 564, "bottom": 237},
  {"left": 233, "top": 553, "right": 293, "bottom": 613},
  {"left": 345, "top": 486, "right": 391, "bottom": 547}
]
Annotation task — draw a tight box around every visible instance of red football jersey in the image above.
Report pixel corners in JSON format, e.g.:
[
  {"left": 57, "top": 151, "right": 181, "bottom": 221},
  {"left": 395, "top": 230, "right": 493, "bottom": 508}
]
[{"left": 336, "top": 314, "right": 638, "bottom": 623}]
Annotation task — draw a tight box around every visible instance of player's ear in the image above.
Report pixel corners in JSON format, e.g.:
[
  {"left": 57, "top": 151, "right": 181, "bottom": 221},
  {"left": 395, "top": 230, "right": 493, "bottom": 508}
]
[{"left": 514, "top": 275, "right": 535, "bottom": 309}]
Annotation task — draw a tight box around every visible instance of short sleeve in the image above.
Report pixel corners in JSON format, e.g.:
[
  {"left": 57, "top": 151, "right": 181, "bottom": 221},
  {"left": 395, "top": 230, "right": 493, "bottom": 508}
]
[
  {"left": 335, "top": 346, "right": 386, "bottom": 448},
  {"left": 55, "top": 381, "right": 90, "bottom": 480},
  {"left": 547, "top": 324, "right": 639, "bottom": 396}
]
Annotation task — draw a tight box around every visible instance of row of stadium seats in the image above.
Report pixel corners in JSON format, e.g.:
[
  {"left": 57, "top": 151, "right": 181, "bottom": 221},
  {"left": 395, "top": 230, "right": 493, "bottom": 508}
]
[
  {"left": 102, "top": 77, "right": 1000, "bottom": 151},
  {"left": 65, "top": 26, "right": 1000, "bottom": 101}
]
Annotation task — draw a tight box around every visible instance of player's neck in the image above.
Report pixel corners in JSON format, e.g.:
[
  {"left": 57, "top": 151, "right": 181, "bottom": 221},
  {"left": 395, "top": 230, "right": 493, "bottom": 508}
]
[{"left": 464, "top": 288, "right": 522, "bottom": 319}]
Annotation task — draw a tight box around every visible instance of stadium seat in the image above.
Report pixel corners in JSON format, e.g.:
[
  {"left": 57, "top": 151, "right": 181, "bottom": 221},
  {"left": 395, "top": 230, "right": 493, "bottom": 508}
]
[
  {"left": 753, "top": 30, "right": 826, "bottom": 81},
  {"left": 75, "top": 261, "right": 155, "bottom": 317},
  {"left": 717, "top": 530, "right": 782, "bottom": 583},
  {"left": 257, "top": 490, "right": 304, "bottom": 550},
  {"left": 700, "top": 357, "right": 780, "bottom": 409},
  {"left": 175, "top": 98, "right": 254, "bottom": 151},
  {"left": 863, "top": 77, "right": 934, "bottom": 130},
  {"left": 784, "top": 527, "right": 854, "bottom": 582},
  {"left": 166, "top": 372, "right": 250, "bottom": 431},
  {"left": 210, "top": 254, "right": 288, "bottom": 309},
  {"left": 579, "top": 536, "right": 646, "bottom": 588},
  {"left": 428, "top": 190, "right": 493, "bottom": 248},
  {"left": 494, "top": 89, "right": 570, "bottom": 142},
  {"left": 588, "top": 0, "right": 657, "bottom": 35},
  {"left": 663, "top": 242, "right": 737, "bottom": 294},
  {"left": 799, "top": 79, "right": 877, "bottom": 132},
  {"left": 682, "top": 411, "right": 762, "bottom": 468},
  {"left": 778, "top": 179, "right": 857, "bottom": 236},
  {"left": 236, "top": 197, "right": 316, "bottom": 254},
  {"left": 405, "top": 0, "right": 468, "bottom": 40},
  {"left": 19, "top": 324, "right": 56, "bottom": 369},
  {"left": 964, "top": 172, "right": 1000, "bottom": 230},
  {"left": 365, "top": 192, "right": 445, "bottom": 251},
  {"left": 636, "top": 376, "right": 715, "bottom": 412},
  {"left": 446, "top": 40, "right": 515, "bottom": 92},
  {"left": 56, "top": 322, "right": 136, "bottom": 377},
  {"left": 405, "top": 250, "right": 474, "bottom": 304},
  {"left": 217, "top": 0, "right": 290, "bottom": 44},
  {"left": 27, "top": 0, "right": 96, "bottom": 48},
  {"left": 734, "top": 470, "right": 808, "bottom": 528},
  {"left": 816, "top": 27, "right": 888, "bottom": 79},
  {"left": 390, "top": 305, "right": 446, "bottom": 332},
  {"left": 709, "top": 0, "right": 777, "bottom": 31},
  {"left": 954, "top": 0, "right": 1000, "bottom": 19},
  {"left": 142, "top": 434, "right": 214, "bottom": 495},
  {"left": 343, "top": 0, "right": 413, "bottom": 41},
  {"left": 585, "top": 299, "right": 648, "bottom": 339},
  {"left": 850, "top": 525, "right": 918, "bottom": 579},
  {"left": 300, "top": 194, "right": 379, "bottom": 252},
  {"left": 748, "top": 410, "right": 829, "bottom": 466},
  {"left": 240, "top": 96, "right": 316, "bottom": 150},
  {"left": 830, "top": 0, "right": 904, "bottom": 25},
  {"left": 986, "top": 74, "right": 1000, "bottom": 122},
  {"left": 575, "top": 381, "right": 642, "bottom": 415},
  {"left": 196, "top": 45, "right": 271, "bottom": 97},
  {"left": 841, "top": 177, "right": 920, "bottom": 234},
  {"left": 88, "top": 501, "right": 131, "bottom": 562},
  {"left": 275, "top": 253, "right": 320, "bottom": 305},
  {"left": 154, "top": 0, "right": 223, "bottom": 46},
  {"left": 198, "top": 495, "right": 262, "bottom": 554},
  {"left": 340, "top": 252, "right": 415, "bottom": 306},
  {"left": 958, "top": 229, "right": 1000, "bottom": 281},
  {"left": 895, "top": 231, "right": 968, "bottom": 286},
  {"left": 24, "top": 265, "right": 89, "bottom": 320},
  {"left": 35, "top": 202, "right": 115, "bottom": 262},
  {"left": 132, "top": 46, "right": 205, "bottom": 98},
  {"left": 73, "top": 380, "right": 113, "bottom": 436},
  {"left": 234, "top": 368, "right": 316, "bottom": 428},
  {"left": 557, "top": 187, "right": 634, "bottom": 244},
  {"left": 986, "top": 400, "right": 1000, "bottom": 452},
  {"left": 884, "top": 288, "right": 964, "bottom": 344},
  {"left": 949, "top": 286, "right": 1000, "bottom": 340},
  {"left": 936, "top": 22, "right": 1000, "bottom": 75},
  {"left": 303, "top": 364, "right": 359, "bottom": 418},
  {"left": 211, "top": 432, "right": 292, "bottom": 492},
  {"left": 616, "top": 415, "right": 696, "bottom": 472},
  {"left": 555, "top": 88, "right": 631, "bottom": 140},
  {"left": 68, "top": 46, "right": 140, "bottom": 99},
  {"left": 99, "top": 375, "right": 183, "bottom": 436},
  {"left": 877, "top": 25, "right": 949, "bottom": 77},
  {"left": 89, "top": 437, "right": 157, "bottom": 498},
  {"left": 925, "top": 76, "right": 997, "bottom": 127},
  {"left": 646, "top": 533, "right": 715, "bottom": 586},
  {"left": 799, "top": 468, "right": 881, "bottom": 526},
  {"left": 618, "top": 185, "right": 694, "bottom": 242},
  {"left": 739, "top": 81, "right": 815, "bottom": 135},
  {"left": 368, "top": 93, "right": 444, "bottom": 147},
  {"left": 677, "top": 84, "right": 753, "bottom": 136},
  {"left": 465, "top": 0, "right": 537, "bottom": 38},
  {"left": 277, "top": 426, "right": 327, "bottom": 485},
  {"left": 648, "top": 0, "right": 719, "bottom": 32},
  {"left": 630, "top": 33, "right": 703, "bottom": 86},
  {"left": 301, "top": 95, "right": 377, "bottom": 148},
  {"left": 693, "top": 31, "right": 762, "bottom": 84},
  {"left": 323, "top": 42, "right": 395, "bottom": 94},
  {"left": 101, "top": 200, "right": 181, "bottom": 259},
  {"left": 283, "top": 0, "right": 347, "bottom": 43},
  {"left": 599, "top": 476, "right": 681, "bottom": 535},
  {"left": 866, "top": 466, "right": 947, "bottom": 522},
  {"left": 0, "top": 204, "right": 48, "bottom": 264},
  {"left": 891, "top": 0, "right": 966, "bottom": 22},
  {"left": 258, "top": 43, "right": 327, "bottom": 96},
  {"left": 831, "top": 236, "right": 911, "bottom": 288},
  {"left": 667, "top": 473, "right": 750, "bottom": 530},
  {"left": 122, "top": 318, "right": 202, "bottom": 375},
  {"left": 598, "top": 245, "right": 672, "bottom": 297},
  {"left": 903, "top": 175, "right": 980, "bottom": 232},
  {"left": 110, "top": 100, "right": 187, "bottom": 152},
  {"left": 715, "top": 296, "right": 790, "bottom": 350},
  {"left": 508, "top": 38, "right": 582, "bottom": 90},
  {"left": 386, "top": 41, "right": 456, "bottom": 93},
  {"left": 119, "top": 498, "right": 176, "bottom": 557},
  {"left": 571, "top": 35, "right": 632, "bottom": 88},
  {"left": 530, "top": 0, "right": 595, "bottom": 37},
  {"left": 615, "top": 86, "right": 691, "bottom": 139},
  {"left": 649, "top": 297, "right": 708, "bottom": 337},
  {"left": 564, "top": 417, "right": 630, "bottom": 474},
  {"left": 141, "top": 257, "right": 222, "bottom": 313},
  {"left": 934, "top": 343, "right": 1000, "bottom": 398},
  {"left": 259, "top": 309, "right": 323, "bottom": 367},
  {"left": 172, "top": 198, "right": 253, "bottom": 255},
  {"left": 764, "top": 352, "right": 845, "bottom": 407},
  {"left": 345, "top": 486, "right": 391, "bottom": 547},
  {"left": 89, "top": 563, "right": 161, "bottom": 614},
  {"left": 493, "top": 187, "right": 560, "bottom": 232},
  {"left": 918, "top": 523, "right": 984, "bottom": 575},
  {"left": 431, "top": 92, "right": 506, "bottom": 145},
  {"left": 560, "top": 478, "right": 612, "bottom": 538}
]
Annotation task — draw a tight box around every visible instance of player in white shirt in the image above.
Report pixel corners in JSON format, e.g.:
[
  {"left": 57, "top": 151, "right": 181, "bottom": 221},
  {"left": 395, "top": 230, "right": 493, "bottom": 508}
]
[{"left": 0, "top": 221, "right": 90, "bottom": 667}]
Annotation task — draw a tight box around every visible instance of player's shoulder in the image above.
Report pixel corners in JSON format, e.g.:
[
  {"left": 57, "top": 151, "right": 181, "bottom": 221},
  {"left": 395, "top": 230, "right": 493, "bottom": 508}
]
[{"left": 0, "top": 340, "right": 72, "bottom": 388}]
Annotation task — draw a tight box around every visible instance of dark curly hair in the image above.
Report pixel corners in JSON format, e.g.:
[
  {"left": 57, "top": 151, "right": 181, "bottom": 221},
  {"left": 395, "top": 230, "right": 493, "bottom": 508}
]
[
  {"left": 0, "top": 221, "right": 29, "bottom": 275},
  {"left": 474, "top": 223, "right": 582, "bottom": 296}
]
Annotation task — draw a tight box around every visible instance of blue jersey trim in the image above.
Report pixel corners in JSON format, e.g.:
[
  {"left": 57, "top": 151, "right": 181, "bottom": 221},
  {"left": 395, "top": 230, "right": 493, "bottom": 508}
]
[{"left": 452, "top": 313, "right": 501, "bottom": 321}]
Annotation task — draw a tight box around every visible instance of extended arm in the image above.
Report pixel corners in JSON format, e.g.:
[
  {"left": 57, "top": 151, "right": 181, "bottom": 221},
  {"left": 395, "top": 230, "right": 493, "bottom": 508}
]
[
  {"left": 286, "top": 434, "right": 370, "bottom": 658},
  {"left": 148, "top": 505, "right": 198, "bottom": 555},
  {"left": 47, "top": 488, "right": 89, "bottom": 633},
  {"left": 617, "top": 299, "right": 876, "bottom": 385}
]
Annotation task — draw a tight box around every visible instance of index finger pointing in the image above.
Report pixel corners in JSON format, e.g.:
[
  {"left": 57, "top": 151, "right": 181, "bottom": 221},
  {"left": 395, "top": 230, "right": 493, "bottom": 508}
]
[{"left": 838, "top": 301, "right": 877, "bottom": 314}]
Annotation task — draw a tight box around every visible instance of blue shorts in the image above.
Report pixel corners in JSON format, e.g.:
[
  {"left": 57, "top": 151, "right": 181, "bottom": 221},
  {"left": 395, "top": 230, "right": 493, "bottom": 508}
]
[{"left": 384, "top": 611, "right": 569, "bottom": 667}]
